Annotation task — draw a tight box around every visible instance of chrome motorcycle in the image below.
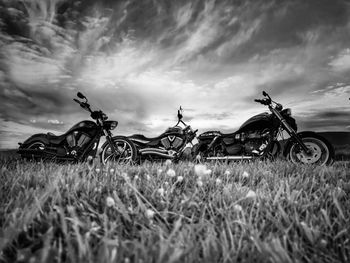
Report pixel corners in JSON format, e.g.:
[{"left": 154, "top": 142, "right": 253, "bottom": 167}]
[
  {"left": 127, "top": 107, "right": 198, "bottom": 161},
  {"left": 193, "top": 91, "right": 334, "bottom": 165},
  {"left": 18, "top": 92, "right": 137, "bottom": 165}
]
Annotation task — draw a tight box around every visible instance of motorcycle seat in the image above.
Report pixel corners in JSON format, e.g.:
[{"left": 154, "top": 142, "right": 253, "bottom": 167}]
[
  {"left": 130, "top": 134, "right": 161, "bottom": 142},
  {"left": 46, "top": 132, "right": 66, "bottom": 144},
  {"left": 221, "top": 131, "right": 237, "bottom": 138}
]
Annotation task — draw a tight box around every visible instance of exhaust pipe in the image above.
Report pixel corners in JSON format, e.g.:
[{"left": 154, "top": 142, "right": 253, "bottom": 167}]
[
  {"left": 206, "top": 156, "right": 253, "bottom": 160},
  {"left": 139, "top": 148, "right": 175, "bottom": 158}
]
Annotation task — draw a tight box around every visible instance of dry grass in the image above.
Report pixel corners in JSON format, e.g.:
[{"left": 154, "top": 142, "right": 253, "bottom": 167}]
[{"left": 0, "top": 159, "right": 349, "bottom": 263}]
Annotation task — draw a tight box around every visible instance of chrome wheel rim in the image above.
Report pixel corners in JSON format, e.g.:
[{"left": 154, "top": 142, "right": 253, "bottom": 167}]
[
  {"left": 102, "top": 140, "right": 134, "bottom": 165},
  {"left": 289, "top": 138, "right": 329, "bottom": 165}
]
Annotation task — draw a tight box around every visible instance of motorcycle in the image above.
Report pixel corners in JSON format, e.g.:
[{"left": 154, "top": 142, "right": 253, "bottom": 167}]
[
  {"left": 193, "top": 91, "right": 334, "bottom": 166},
  {"left": 127, "top": 107, "right": 198, "bottom": 161},
  {"left": 18, "top": 92, "right": 137, "bottom": 165}
]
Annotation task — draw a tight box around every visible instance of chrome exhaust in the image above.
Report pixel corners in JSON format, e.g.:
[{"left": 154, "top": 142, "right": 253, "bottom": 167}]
[{"left": 140, "top": 151, "right": 175, "bottom": 159}]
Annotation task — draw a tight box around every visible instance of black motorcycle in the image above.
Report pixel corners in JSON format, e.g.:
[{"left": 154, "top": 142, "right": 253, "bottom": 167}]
[
  {"left": 193, "top": 91, "right": 334, "bottom": 166},
  {"left": 127, "top": 107, "right": 198, "bottom": 161},
  {"left": 18, "top": 92, "right": 137, "bottom": 165}
]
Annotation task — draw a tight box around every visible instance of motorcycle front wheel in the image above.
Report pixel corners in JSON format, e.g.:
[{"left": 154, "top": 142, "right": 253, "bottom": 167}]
[
  {"left": 288, "top": 136, "right": 334, "bottom": 166},
  {"left": 101, "top": 136, "right": 137, "bottom": 165}
]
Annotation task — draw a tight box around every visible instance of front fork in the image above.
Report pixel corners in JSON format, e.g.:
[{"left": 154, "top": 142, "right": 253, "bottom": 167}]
[
  {"left": 271, "top": 108, "right": 311, "bottom": 154},
  {"left": 104, "top": 129, "right": 117, "bottom": 154}
]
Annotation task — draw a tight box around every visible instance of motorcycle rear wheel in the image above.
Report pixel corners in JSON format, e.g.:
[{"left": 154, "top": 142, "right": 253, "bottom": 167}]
[
  {"left": 21, "top": 140, "right": 47, "bottom": 161},
  {"left": 288, "top": 136, "right": 334, "bottom": 166},
  {"left": 101, "top": 137, "right": 137, "bottom": 165}
]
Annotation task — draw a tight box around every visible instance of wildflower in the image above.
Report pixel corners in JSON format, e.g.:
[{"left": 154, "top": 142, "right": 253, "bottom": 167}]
[
  {"left": 95, "top": 168, "right": 101, "bottom": 173},
  {"left": 242, "top": 171, "right": 249, "bottom": 178},
  {"left": 110, "top": 168, "right": 115, "bottom": 174},
  {"left": 215, "top": 178, "right": 222, "bottom": 185},
  {"left": 177, "top": 176, "right": 184, "bottom": 182},
  {"left": 224, "top": 170, "right": 231, "bottom": 176},
  {"left": 165, "top": 159, "right": 172, "bottom": 166},
  {"left": 246, "top": 190, "right": 257, "bottom": 199},
  {"left": 157, "top": 188, "right": 165, "bottom": 196},
  {"left": 157, "top": 168, "right": 163, "bottom": 175},
  {"left": 164, "top": 181, "right": 169, "bottom": 187},
  {"left": 166, "top": 168, "right": 176, "bottom": 178},
  {"left": 233, "top": 204, "right": 243, "bottom": 212},
  {"left": 134, "top": 175, "right": 139, "bottom": 181},
  {"left": 145, "top": 174, "right": 151, "bottom": 181},
  {"left": 106, "top": 196, "right": 115, "bottom": 207},
  {"left": 320, "top": 239, "right": 327, "bottom": 248},
  {"left": 145, "top": 209, "right": 155, "bottom": 219},
  {"left": 194, "top": 164, "right": 208, "bottom": 177},
  {"left": 197, "top": 180, "right": 203, "bottom": 187}
]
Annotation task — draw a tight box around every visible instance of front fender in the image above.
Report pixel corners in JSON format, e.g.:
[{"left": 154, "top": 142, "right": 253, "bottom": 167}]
[
  {"left": 21, "top": 134, "right": 49, "bottom": 147},
  {"left": 282, "top": 131, "right": 331, "bottom": 157}
]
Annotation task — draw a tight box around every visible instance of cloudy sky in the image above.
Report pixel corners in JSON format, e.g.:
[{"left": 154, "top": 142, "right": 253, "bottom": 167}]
[{"left": 1, "top": 0, "right": 350, "bottom": 149}]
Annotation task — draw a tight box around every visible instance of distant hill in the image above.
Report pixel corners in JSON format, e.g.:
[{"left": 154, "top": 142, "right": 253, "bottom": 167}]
[{"left": 317, "top": 132, "right": 350, "bottom": 146}]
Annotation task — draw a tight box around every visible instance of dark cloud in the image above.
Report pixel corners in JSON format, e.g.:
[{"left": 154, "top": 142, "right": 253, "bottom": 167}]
[{"left": 1, "top": 0, "right": 350, "bottom": 148}]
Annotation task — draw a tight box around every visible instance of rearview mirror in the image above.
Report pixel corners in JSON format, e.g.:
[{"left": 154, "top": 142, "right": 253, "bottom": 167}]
[
  {"left": 262, "top": 91, "right": 267, "bottom": 97},
  {"left": 77, "top": 92, "right": 86, "bottom": 99}
]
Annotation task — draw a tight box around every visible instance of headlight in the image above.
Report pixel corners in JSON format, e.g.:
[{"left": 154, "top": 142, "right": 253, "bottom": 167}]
[
  {"left": 282, "top": 108, "right": 292, "bottom": 116},
  {"left": 110, "top": 121, "right": 118, "bottom": 130},
  {"left": 104, "top": 121, "right": 118, "bottom": 130}
]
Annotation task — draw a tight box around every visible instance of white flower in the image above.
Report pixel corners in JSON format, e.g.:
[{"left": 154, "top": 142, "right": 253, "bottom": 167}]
[
  {"left": 145, "top": 209, "right": 155, "bottom": 219},
  {"left": 157, "top": 188, "right": 165, "bottom": 196},
  {"left": 145, "top": 174, "right": 151, "bottom": 180},
  {"left": 177, "top": 176, "right": 184, "bottom": 182},
  {"left": 157, "top": 169, "right": 163, "bottom": 175},
  {"left": 165, "top": 159, "right": 172, "bottom": 166},
  {"left": 242, "top": 171, "right": 249, "bottom": 178},
  {"left": 194, "top": 164, "right": 208, "bottom": 177},
  {"left": 246, "top": 190, "right": 257, "bottom": 199},
  {"left": 215, "top": 178, "right": 222, "bottom": 185},
  {"left": 166, "top": 168, "right": 176, "bottom": 178},
  {"left": 164, "top": 181, "right": 169, "bottom": 187},
  {"left": 233, "top": 204, "right": 243, "bottom": 212},
  {"left": 224, "top": 170, "right": 231, "bottom": 176},
  {"left": 134, "top": 175, "right": 139, "bottom": 181},
  {"left": 197, "top": 180, "right": 203, "bottom": 187},
  {"left": 110, "top": 168, "right": 115, "bottom": 174},
  {"left": 95, "top": 168, "right": 101, "bottom": 173},
  {"left": 106, "top": 196, "right": 115, "bottom": 207}
]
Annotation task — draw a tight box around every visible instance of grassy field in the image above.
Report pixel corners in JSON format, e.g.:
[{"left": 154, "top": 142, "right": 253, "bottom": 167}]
[{"left": 0, "top": 159, "right": 350, "bottom": 263}]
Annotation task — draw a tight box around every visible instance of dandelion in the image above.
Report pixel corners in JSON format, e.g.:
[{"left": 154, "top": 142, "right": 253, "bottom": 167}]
[
  {"left": 106, "top": 196, "right": 115, "bottom": 207},
  {"left": 95, "top": 168, "right": 101, "bottom": 173},
  {"left": 224, "top": 170, "right": 231, "bottom": 176},
  {"left": 166, "top": 168, "right": 176, "bottom": 178},
  {"left": 197, "top": 180, "right": 203, "bottom": 187},
  {"left": 320, "top": 239, "right": 327, "bottom": 247},
  {"left": 194, "top": 164, "right": 208, "bottom": 177},
  {"left": 233, "top": 204, "right": 243, "bottom": 212},
  {"left": 246, "top": 190, "right": 257, "bottom": 199},
  {"left": 134, "top": 175, "right": 139, "bottom": 181},
  {"left": 215, "top": 178, "right": 222, "bottom": 185},
  {"left": 110, "top": 168, "right": 115, "bottom": 174},
  {"left": 242, "top": 171, "right": 249, "bottom": 178},
  {"left": 165, "top": 159, "right": 172, "bottom": 166},
  {"left": 145, "top": 209, "right": 155, "bottom": 219},
  {"left": 157, "top": 188, "right": 165, "bottom": 196},
  {"left": 177, "top": 176, "right": 184, "bottom": 182}
]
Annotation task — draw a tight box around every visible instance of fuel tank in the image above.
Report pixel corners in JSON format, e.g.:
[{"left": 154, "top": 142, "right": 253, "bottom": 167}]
[
  {"left": 238, "top": 112, "right": 274, "bottom": 132},
  {"left": 66, "top": 120, "right": 98, "bottom": 137}
]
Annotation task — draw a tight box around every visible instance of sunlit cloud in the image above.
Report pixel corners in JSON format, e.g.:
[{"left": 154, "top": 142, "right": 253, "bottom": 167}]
[{"left": 1, "top": 0, "right": 350, "bottom": 148}]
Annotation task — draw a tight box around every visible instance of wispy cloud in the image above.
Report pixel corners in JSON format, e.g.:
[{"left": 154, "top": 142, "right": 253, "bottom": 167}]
[{"left": 1, "top": 0, "right": 350, "bottom": 148}]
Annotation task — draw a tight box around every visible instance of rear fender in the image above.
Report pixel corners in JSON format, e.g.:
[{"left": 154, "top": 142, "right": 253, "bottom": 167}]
[
  {"left": 282, "top": 131, "right": 333, "bottom": 157},
  {"left": 21, "top": 134, "right": 49, "bottom": 147}
]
